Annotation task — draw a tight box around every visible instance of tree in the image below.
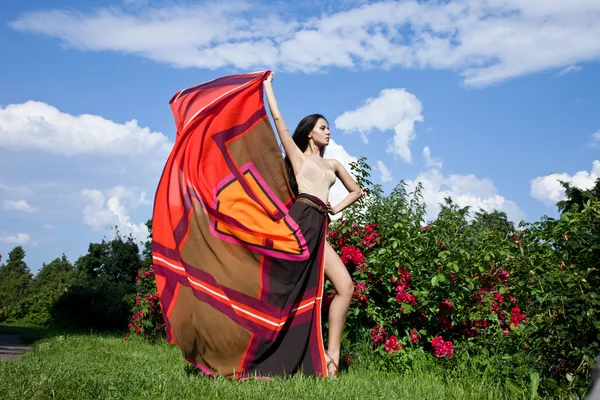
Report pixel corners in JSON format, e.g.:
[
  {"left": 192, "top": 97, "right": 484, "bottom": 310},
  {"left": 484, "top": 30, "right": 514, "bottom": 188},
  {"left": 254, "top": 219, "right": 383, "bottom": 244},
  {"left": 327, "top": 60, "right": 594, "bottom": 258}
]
[
  {"left": 141, "top": 219, "right": 153, "bottom": 269},
  {"left": 31, "top": 254, "right": 76, "bottom": 293},
  {"left": 54, "top": 232, "right": 143, "bottom": 329},
  {"left": 472, "top": 209, "right": 515, "bottom": 236},
  {"left": 74, "top": 233, "right": 142, "bottom": 284},
  {"left": 103, "top": 233, "right": 142, "bottom": 284},
  {"left": 557, "top": 178, "right": 600, "bottom": 214},
  {"left": 0, "top": 246, "right": 32, "bottom": 307},
  {"left": 74, "top": 241, "right": 109, "bottom": 280}
]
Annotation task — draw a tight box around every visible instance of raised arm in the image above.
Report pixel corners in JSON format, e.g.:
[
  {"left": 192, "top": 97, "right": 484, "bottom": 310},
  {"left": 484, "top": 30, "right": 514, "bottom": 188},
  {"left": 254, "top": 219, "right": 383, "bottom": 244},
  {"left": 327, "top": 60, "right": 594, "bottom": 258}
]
[
  {"left": 329, "top": 159, "right": 364, "bottom": 215},
  {"left": 263, "top": 74, "right": 304, "bottom": 172}
]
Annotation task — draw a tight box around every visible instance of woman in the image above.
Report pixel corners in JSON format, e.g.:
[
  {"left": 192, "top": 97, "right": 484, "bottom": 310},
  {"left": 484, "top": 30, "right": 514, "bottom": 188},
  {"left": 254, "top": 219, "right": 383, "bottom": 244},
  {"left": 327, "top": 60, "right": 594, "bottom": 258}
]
[
  {"left": 263, "top": 73, "right": 362, "bottom": 377},
  {"left": 154, "top": 71, "right": 358, "bottom": 379}
]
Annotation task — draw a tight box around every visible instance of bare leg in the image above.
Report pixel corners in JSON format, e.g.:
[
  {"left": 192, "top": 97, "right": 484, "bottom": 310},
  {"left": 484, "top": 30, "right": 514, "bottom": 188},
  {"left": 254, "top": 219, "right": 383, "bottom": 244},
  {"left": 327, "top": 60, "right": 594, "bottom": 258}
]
[{"left": 324, "top": 241, "right": 354, "bottom": 377}]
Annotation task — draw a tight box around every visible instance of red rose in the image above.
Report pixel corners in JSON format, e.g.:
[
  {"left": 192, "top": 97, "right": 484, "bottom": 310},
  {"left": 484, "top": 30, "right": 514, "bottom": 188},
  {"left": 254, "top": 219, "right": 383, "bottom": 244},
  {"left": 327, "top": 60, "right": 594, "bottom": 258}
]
[
  {"left": 344, "top": 354, "right": 354, "bottom": 365},
  {"left": 384, "top": 335, "right": 403, "bottom": 353},
  {"left": 370, "top": 325, "right": 386, "bottom": 347},
  {"left": 431, "top": 336, "right": 444, "bottom": 348},
  {"left": 410, "top": 329, "right": 419, "bottom": 343}
]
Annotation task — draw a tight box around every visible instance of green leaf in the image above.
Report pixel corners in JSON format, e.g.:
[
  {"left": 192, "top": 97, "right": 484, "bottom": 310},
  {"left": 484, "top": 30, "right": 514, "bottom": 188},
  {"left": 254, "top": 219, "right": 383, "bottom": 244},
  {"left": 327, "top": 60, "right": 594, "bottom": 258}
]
[
  {"left": 431, "top": 276, "right": 438, "bottom": 287},
  {"left": 505, "top": 379, "right": 523, "bottom": 397},
  {"left": 529, "top": 372, "right": 540, "bottom": 400}
]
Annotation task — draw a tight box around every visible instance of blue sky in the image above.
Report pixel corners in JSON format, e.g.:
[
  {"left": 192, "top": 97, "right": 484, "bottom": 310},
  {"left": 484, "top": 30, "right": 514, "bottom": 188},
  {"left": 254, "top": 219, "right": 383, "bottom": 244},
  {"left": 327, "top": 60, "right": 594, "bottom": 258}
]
[{"left": 1, "top": 0, "right": 599, "bottom": 273}]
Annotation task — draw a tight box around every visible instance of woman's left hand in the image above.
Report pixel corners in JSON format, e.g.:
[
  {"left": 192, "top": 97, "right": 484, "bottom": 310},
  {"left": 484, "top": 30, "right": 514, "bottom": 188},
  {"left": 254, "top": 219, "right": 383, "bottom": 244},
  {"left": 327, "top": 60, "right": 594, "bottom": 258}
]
[
  {"left": 327, "top": 202, "right": 336, "bottom": 215},
  {"left": 264, "top": 72, "right": 274, "bottom": 85}
]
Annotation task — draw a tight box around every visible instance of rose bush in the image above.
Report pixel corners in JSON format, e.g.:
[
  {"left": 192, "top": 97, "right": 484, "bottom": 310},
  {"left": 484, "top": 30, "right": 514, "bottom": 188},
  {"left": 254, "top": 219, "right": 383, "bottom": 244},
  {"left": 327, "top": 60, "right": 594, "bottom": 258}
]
[
  {"left": 125, "top": 266, "right": 165, "bottom": 341},
  {"left": 324, "top": 158, "right": 598, "bottom": 398}
]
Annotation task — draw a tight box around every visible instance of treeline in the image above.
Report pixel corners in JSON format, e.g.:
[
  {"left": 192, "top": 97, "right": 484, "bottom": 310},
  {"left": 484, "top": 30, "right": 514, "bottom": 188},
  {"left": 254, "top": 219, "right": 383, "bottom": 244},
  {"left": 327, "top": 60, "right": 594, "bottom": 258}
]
[{"left": 0, "top": 221, "right": 152, "bottom": 330}]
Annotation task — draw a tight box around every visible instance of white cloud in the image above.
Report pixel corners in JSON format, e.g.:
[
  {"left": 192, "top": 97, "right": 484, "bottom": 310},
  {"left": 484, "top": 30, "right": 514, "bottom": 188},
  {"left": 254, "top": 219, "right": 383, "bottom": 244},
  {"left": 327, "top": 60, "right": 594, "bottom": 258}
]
[
  {"left": 409, "top": 169, "right": 525, "bottom": 223},
  {"left": 0, "top": 181, "right": 34, "bottom": 198},
  {"left": 407, "top": 151, "right": 525, "bottom": 223},
  {"left": 558, "top": 65, "right": 582, "bottom": 76},
  {"left": 81, "top": 187, "right": 149, "bottom": 243},
  {"left": 109, "top": 185, "right": 150, "bottom": 207},
  {"left": 423, "top": 146, "right": 443, "bottom": 169},
  {"left": 376, "top": 160, "right": 393, "bottom": 183},
  {"left": 3, "top": 200, "right": 38, "bottom": 213},
  {"left": 530, "top": 160, "right": 600, "bottom": 206},
  {"left": 0, "top": 101, "right": 172, "bottom": 158},
  {"left": 9, "top": 1, "right": 600, "bottom": 86},
  {"left": 0, "top": 101, "right": 170, "bottom": 253},
  {"left": 591, "top": 130, "right": 600, "bottom": 146},
  {"left": 335, "top": 88, "right": 423, "bottom": 163},
  {"left": 0, "top": 233, "right": 30, "bottom": 245}
]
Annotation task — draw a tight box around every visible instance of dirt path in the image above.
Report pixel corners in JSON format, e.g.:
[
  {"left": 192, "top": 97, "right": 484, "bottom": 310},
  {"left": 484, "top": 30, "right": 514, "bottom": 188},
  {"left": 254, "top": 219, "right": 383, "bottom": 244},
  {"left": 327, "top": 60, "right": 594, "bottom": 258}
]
[{"left": 0, "top": 334, "right": 30, "bottom": 360}]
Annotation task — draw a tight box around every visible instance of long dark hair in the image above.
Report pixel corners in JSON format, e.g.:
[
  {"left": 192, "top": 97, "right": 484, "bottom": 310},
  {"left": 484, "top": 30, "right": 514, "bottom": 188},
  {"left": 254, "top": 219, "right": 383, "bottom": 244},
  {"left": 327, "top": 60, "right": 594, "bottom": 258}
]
[{"left": 284, "top": 114, "right": 327, "bottom": 197}]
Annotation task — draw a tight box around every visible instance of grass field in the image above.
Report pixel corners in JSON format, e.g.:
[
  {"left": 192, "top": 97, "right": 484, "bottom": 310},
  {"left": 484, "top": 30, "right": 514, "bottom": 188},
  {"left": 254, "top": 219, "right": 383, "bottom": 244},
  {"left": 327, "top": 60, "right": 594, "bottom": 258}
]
[{"left": 0, "top": 324, "right": 540, "bottom": 399}]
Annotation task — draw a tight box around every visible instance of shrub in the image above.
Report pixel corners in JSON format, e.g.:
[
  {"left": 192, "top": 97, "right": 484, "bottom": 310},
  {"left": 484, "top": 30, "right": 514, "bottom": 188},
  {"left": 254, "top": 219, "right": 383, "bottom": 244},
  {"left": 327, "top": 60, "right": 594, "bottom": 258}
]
[
  {"left": 125, "top": 266, "right": 165, "bottom": 341},
  {"left": 323, "top": 158, "right": 599, "bottom": 398},
  {"left": 51, "top": 277, "right": 135, "bottom": 330}
]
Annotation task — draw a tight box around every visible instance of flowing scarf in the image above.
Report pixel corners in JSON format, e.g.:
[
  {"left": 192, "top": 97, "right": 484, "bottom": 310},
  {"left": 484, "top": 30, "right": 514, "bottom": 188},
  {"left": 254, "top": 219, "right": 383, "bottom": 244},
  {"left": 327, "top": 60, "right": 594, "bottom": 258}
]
[{"left": 152, "top": 71, "right": 328, "bottom": 378}]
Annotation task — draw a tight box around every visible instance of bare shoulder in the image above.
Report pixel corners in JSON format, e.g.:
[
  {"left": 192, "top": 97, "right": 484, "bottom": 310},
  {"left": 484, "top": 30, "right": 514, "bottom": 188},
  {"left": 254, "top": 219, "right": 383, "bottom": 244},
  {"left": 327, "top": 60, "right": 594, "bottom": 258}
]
[{"left": 328, "top": 159, "right": 344, "bottom": 171}]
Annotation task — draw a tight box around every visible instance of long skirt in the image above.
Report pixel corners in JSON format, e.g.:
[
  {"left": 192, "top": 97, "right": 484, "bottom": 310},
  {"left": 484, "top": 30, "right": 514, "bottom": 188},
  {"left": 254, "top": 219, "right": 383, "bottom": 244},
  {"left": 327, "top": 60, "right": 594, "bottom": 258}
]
[{"left": 151, "top": 71, "right": 328, "bottom": 378}]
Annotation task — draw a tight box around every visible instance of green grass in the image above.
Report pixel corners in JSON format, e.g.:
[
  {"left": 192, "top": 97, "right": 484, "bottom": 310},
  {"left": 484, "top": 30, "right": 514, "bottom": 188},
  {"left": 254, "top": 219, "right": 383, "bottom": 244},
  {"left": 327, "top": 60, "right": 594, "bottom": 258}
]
[{"left": 0, "top": 328, "right": 538, "bottom": 400}]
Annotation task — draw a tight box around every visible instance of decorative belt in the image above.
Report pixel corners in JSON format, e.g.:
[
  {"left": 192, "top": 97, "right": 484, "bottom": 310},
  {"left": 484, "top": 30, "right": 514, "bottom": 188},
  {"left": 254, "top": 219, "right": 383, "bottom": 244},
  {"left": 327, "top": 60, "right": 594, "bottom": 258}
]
[{"left": 296, "top": 196, "right": 328, "bottom": 215}]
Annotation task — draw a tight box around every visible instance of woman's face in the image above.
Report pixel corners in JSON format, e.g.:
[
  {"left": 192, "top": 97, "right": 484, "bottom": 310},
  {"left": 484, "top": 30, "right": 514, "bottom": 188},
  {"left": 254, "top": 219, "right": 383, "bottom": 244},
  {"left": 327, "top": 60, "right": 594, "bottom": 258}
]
[{"left": 309, "top": 118, "right": 330, "bottom": 147}]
